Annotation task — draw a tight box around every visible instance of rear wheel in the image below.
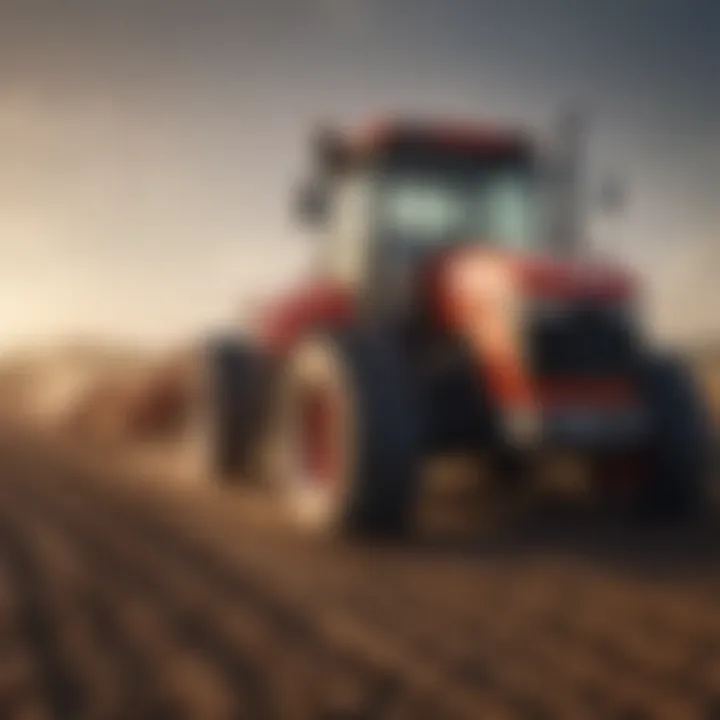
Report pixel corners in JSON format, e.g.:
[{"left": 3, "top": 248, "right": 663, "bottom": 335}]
[{"left": 264, "top": 334, "right": 422, "bottom": 537}]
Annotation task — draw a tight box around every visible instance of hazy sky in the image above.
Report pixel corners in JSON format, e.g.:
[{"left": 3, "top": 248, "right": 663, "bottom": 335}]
[{"left": 0, "top": 0, "right": 718, "bottom": 349}]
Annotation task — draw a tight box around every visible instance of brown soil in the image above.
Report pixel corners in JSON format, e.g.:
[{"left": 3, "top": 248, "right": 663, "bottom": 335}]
[{"left": 0, "top": 427, "right": 718, "bottom": 720}]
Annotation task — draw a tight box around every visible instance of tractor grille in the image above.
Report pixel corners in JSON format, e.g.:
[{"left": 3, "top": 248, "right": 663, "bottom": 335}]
[{"left": 527, "top": 300, "right": 638, "bottom": 377}]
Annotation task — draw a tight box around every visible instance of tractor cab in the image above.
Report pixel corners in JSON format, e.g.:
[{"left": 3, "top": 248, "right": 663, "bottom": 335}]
[
  {"left": 297, "top": 120, "right": 545, "bottom": 316},
  {"left": 293, "top": 119, "right": 639, "bottom": 374}
]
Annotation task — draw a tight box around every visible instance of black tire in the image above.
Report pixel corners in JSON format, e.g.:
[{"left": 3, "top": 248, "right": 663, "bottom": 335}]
[
  {"left": 186, "top": 336, "right": 269, "bottom": 482},
  {"left": 635, "top": 354, "right": 711, "bottom": 519},
  {"left": 266, "top": 333, "right": 422, "bottom": 538}
]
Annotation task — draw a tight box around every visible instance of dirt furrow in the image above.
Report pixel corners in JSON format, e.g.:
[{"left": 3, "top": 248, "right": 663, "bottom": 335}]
[{"left": 0, "top": 432, "right": 720, "bottom": 718}]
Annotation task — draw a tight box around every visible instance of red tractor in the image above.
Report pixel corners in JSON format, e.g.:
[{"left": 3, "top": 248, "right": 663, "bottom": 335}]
[{"left": 192, "top": 117, "right": 711, "bottom": 536}]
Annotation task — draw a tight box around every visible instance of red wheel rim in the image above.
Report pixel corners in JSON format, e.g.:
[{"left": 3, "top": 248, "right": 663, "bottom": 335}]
[{"left": 297, "top": 387, "right": 340, "bottom": 486}]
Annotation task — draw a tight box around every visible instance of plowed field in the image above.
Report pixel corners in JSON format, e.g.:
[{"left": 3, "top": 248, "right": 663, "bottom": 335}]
[{"left": 0, "top": 428, "right": 719, "bottom": 719}]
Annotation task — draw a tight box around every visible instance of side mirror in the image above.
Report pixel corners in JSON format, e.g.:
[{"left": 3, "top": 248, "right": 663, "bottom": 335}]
[
  {"left": 313, "top": 125, "right": 348, "bottom": 174},
  {"left": 293, "top": 179, "right": 329, "bottom": 227}
]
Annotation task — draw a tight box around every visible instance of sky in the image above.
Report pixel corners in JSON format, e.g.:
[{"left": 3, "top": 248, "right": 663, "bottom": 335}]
[{"left": 0, "top": 0, "right": 718, "bottom": 350}]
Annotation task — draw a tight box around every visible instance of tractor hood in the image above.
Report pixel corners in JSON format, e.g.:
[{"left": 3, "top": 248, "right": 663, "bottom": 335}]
[{"left": 431, "top": 247, "right": 639, "bottom": 409}]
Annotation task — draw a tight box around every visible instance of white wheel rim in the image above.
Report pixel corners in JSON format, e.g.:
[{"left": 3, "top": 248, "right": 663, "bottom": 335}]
[{"left": 274, "top": 338, "right": 356, "bottom": 531}]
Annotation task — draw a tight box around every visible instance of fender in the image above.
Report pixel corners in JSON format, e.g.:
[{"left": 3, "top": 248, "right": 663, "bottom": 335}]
[{"left": 254, "top": 282, "right": 356, "bottom": 356}]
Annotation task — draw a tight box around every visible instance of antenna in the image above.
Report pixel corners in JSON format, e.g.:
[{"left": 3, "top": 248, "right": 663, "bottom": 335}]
[{"left": 551, "top": 107, "right": 587, "bottom": 257}]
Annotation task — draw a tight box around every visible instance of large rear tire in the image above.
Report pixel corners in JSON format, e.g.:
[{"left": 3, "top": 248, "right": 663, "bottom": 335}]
[{"left": 265, "top": 334, "right": 422, "bottom": 538}]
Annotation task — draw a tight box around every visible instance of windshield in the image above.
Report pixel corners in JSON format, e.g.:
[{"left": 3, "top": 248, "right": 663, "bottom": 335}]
[{"left": 376, "top": 157, "right": 540, "bottom": 251}]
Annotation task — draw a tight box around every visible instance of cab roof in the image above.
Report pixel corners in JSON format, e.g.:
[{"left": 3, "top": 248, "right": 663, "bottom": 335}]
[{"left": 315, "top": 117, "right": 532, "bottom": 169}]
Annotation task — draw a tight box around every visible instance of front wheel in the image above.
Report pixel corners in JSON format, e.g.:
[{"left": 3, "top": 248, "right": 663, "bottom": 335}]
[
  {"left": 634, "top": 355, "right": 712, "bottom": 519},
  {"left": 263, "top": 334, "right": 422, "bottom": 538}
]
